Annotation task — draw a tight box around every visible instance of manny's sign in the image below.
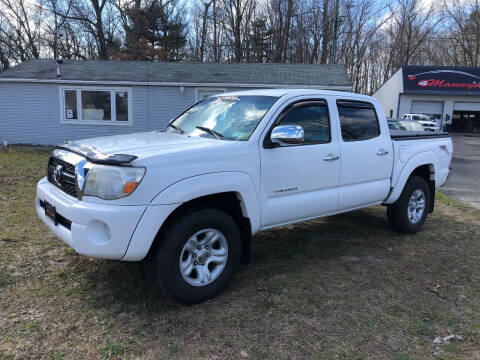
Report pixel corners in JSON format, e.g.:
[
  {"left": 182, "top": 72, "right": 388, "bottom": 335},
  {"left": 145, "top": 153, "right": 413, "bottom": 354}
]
[{"left": 403, "top": 65, "right": 480, "bottom": 94}]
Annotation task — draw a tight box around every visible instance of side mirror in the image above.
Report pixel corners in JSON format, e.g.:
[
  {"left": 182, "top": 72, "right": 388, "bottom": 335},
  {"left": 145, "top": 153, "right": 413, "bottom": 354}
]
[{"left": 270, "top": 125, "right": 304, "bottom": 146}]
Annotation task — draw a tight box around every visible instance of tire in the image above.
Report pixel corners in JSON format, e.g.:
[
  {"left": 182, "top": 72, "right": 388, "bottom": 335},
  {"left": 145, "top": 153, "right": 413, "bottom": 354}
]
[
  {"left": 149, "top": 208, "right": 242, "bottom": 304},
  {"left": 387, "top": 175, "right": 431, "bottom": 234}
]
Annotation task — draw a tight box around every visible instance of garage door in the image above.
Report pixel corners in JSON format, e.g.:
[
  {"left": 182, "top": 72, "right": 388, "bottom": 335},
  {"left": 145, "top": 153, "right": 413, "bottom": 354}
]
[
  {"left": 410, "top": 100, "right": 444, "bottom": 117},
  {"left": 453, "top": 101, "right": 480, "bottom": 111}
]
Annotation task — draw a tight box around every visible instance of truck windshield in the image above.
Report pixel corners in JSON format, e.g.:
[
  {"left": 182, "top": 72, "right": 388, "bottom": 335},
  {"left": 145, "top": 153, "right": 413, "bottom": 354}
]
[{"left": 166, "top": 95, "right": 278, "bottom": 140}]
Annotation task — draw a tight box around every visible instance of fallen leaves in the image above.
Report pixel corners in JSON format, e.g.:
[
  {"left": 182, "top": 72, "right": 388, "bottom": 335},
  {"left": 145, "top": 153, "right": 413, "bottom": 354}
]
[{"left": 426, "top": 284, "right": 447, "bottom": 299}]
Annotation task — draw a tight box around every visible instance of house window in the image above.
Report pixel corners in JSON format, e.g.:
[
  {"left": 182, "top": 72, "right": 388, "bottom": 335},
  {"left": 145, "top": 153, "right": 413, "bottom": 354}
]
[
  {"left": 61, "top": 87, "right": 132, "bottom": 125},
  {"left": 115, "top": 91, "right": 129, "bottom": 121},
  {"left": 64, "top": 90, "right": 78, "bottom": 120},
  {"left": 81, "top": 90, "right": 111, "bottom": 121}
]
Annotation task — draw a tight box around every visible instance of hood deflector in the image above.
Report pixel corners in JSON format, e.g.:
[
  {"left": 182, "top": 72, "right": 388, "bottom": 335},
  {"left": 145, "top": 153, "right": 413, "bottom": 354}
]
[{"left": 57, "top": 141, "right": 138, "bottom": 165}]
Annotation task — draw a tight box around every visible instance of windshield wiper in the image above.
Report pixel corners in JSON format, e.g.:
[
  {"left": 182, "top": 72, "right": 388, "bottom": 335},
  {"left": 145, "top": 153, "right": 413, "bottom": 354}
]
[
  {"left": 167, "top": 123, "right": 184, "bottom": 134},
  {"left": 196, "top": 126, "right": 224, "bottom": 140}
]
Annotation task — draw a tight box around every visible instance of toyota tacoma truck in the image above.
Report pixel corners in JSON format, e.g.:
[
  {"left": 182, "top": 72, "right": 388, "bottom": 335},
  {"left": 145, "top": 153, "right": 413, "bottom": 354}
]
[{"left": 36, "top": 89, "right": 452, "bottom": 304}]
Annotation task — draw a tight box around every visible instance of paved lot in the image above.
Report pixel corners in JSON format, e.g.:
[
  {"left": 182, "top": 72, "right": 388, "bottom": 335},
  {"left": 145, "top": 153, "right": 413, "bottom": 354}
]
[{"left": 440, "top": 134, "right": 480, "bottom": 210}]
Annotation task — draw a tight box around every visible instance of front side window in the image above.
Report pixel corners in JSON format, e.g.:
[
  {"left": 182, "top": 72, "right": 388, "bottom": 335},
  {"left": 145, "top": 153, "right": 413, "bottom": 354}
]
[
  {"left": 167, "top": 95, "right": 278, "bottom": 141},
  {"left": 337, "top": 100, "right": 380, "bottom": 141},
  {"left": 61, "top": 88, "right": 131, "bottom": 124},
  {"left": 277, "top": 103, "right": 330, "bottom": 144}
]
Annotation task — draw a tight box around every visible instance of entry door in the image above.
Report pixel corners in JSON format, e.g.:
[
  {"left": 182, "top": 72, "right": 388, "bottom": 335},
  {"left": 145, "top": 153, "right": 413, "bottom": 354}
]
[
  {"left": 260, "top": 99, "right": 341, "bottom": 228},
  {"left": 336, "top": 99, "right": 393, "bottom": 210}
]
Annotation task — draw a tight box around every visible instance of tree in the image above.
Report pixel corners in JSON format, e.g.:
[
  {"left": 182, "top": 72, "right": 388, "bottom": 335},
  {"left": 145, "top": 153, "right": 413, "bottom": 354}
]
[
  {"left": 445, "top": 0, "right": 480, "bottom": 66},
  {"left": 51, "top": 0, "right": 119, "bottom": 59},
  {"left": 247, "top": 18, "right": 270, "bottom": 62},
  {"left": 0, "top": 0, "right": 42, "bottom": 63},
  {"left": 116, "top": 0, "right": 186, "bottom": 60},
  {"left": 381, "top": 0, "right": 442, "bottom": 80}
]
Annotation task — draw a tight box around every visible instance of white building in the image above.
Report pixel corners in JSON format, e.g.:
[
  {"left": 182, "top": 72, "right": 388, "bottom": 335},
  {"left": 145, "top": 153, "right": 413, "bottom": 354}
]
[{"left": 373, "top": 65, "right": 480, "bottom": 133}]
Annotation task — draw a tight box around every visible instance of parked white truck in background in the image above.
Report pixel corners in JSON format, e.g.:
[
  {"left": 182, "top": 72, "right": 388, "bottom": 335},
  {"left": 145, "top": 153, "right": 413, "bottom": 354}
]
[
  {"left": 36, "top": 89, "right": 452, "bottom": 304},
  {"left": 402, "top": 113, "right": 441, "bottom": 132}
]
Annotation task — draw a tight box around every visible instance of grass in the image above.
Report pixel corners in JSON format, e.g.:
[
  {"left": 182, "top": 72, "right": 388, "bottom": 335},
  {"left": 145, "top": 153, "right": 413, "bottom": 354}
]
[
  {"left": 1, "top": 146, "right": 480, "bottom": 359},
  {"left": 102, "top": 340, "right": 125, "bottom": 359}
]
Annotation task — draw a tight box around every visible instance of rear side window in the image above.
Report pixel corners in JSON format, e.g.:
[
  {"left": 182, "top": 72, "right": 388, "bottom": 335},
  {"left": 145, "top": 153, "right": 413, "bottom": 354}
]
[
  {"left": 277, "top": 102, "right": 330, "bottom": 144},
  {"left": 337, "top": 100, "right": 380, "bottom": 141}
]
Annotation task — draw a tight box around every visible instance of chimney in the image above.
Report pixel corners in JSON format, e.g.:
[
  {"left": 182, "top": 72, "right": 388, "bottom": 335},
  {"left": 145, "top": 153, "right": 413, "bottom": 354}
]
[{"left": 56, "top": 59, "right": 63, "bottom": 79}]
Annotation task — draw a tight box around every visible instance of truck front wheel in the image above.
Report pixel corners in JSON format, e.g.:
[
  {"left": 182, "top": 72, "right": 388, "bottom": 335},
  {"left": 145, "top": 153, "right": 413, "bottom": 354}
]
[
  {"left": 387, "top": 175, "right": 431, "bottom": 234},
  {"left": 149, "top": 208, "right": 242, "bottom": 304}
]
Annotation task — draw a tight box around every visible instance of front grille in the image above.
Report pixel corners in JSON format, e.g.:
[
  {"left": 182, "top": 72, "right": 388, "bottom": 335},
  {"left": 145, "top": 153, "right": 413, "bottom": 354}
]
[{"left": 47, "top": 156, "right": 78, "bottom": 198}]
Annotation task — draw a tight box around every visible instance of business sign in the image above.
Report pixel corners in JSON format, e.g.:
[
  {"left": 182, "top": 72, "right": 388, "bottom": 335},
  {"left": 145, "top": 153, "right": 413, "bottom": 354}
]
[{"left": 403, "top": 66, "right": 480, "bottom": 94}]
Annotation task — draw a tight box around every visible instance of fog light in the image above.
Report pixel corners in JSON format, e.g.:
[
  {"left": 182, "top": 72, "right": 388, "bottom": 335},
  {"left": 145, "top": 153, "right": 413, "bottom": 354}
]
[{"left": 86, "top": 220, "right": 111, "bottom": 245}]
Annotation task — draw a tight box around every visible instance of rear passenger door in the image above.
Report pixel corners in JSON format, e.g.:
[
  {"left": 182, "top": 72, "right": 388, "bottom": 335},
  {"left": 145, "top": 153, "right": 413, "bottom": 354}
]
[{"left": 335, "top": 99, "right": 393, "bottom": 210}]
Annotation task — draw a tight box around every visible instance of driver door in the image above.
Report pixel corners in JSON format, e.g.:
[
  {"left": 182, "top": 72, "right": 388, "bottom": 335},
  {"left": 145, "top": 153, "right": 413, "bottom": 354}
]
[{"left": 259, "top": 99, "right": 341, "bottom": 228}]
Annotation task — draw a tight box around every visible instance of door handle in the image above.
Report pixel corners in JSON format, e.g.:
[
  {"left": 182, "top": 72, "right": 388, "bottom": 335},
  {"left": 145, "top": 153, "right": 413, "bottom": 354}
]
[
  {"left": 324, "top": 154, "right": 340, "bottom": 161},
  {"left": 376, "top": 149, "right": 389, "bottom": 156}
]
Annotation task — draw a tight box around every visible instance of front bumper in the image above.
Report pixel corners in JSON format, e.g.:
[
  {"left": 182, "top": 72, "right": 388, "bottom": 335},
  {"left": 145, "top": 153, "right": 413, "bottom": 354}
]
[{"left": 36, "top": 177, "right": 148, "bottom": 260}]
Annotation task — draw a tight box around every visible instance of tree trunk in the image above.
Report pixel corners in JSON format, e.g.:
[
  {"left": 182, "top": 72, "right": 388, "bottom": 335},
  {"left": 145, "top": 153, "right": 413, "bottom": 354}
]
[
  {"left": 320, "top": 0, "right": 330, "bottom": 64},
  {"left": 213, "top": 0, "right": 218, "bottom": 61},
  {"left": 0, "top": 50, "right": 9, "bottom": 71},
  {"left": 282, "top": 0, "right": 293, "bottom": 62},
  {"left": 91, "top": 0, "right": 108, "bottom": 59},
  {"left": 200, "top": 1, "right": 212, "bottom": 62},
  {"left": 234, "top": 0, "right": 242, "bottom": 62},
  {"left": 131, "top": 0, "right": 142, "bottom": 60}
]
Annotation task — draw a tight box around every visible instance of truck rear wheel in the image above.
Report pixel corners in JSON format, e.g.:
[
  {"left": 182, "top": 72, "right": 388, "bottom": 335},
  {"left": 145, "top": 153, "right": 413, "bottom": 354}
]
[
  {"left": 387, "top": 175, "right": 431, "bottom": 234},
  {"left": 149, "top": 208, "right": 242, "bottom": 304}
]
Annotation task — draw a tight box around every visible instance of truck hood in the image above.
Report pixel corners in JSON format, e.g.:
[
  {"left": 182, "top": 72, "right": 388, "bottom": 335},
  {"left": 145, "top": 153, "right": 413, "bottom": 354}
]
[{"left": 61, "top": 131, "right": 233, "bottom": 163}]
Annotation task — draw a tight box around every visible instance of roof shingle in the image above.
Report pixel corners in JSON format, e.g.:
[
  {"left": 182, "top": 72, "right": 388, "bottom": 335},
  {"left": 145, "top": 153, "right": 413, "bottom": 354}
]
[{"left": 0, "top": 59, "right": 352, "bottom": 87}]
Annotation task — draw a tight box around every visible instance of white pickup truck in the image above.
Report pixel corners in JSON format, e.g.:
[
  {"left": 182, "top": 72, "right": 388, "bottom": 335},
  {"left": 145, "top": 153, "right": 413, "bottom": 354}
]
[{"left": 36, "top": 89, "right": 452, "bottom": 304}]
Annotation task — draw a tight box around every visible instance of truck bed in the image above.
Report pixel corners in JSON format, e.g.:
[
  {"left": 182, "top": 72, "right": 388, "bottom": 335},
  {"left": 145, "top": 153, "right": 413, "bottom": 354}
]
[
  {"left": 388, "top": 130, "right": 452, "bottom": 203},
  {"left": 390, "top": 130, "right": 450, "bottom": 140}
]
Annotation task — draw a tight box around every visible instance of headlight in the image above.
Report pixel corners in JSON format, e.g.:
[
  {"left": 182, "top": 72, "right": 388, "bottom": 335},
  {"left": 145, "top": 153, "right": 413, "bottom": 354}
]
[{"left": 83, "top": 165, "right": 145, "bottom": 200}]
